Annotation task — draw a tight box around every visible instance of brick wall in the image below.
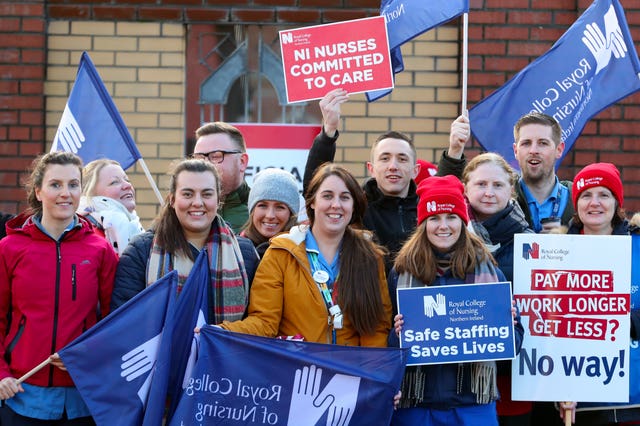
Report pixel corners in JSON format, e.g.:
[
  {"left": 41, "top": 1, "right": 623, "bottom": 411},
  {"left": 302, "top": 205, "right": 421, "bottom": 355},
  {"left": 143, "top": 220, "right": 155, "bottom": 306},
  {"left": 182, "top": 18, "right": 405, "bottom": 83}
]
[
  {"left": 0, "top": 1, "right": 47, "bottom": 214},
  {"left": 45, "top": 21, "right": 185, "bottom": 222},
  {"left": 2, "top": 0, "right": 640, "bottom": 220}
]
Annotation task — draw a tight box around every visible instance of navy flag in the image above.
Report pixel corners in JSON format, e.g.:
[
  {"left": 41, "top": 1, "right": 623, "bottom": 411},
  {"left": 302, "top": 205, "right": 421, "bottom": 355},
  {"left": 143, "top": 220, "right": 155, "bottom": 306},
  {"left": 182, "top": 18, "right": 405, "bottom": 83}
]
[
  {"left": 143, "top": 251, "right": 211, "bottom": 425},
  {"left": 469, "top": 0, "right": 640, "bottom": 170},
  {"left": 367, "top": 0, "right": 469, "bottom": 101},
  {"left": 58, "top": 271, "right": 178, "bottom": 426},
  {"left": 50, "top": 51, "right": 142, "bottom": 170},
  {"left": 170, "top": 326, "right": 408, "bottom": 426}
]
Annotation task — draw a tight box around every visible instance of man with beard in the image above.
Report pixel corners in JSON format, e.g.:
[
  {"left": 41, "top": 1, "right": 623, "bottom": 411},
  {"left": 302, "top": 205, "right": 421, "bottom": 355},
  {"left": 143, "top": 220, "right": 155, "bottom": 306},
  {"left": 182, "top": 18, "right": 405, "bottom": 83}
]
[
  {"left": 303, "top": 89, "right": 420, "bottom": 273},
  {"left": 438, "top": 112, "right": 573, "bottom": 233}
]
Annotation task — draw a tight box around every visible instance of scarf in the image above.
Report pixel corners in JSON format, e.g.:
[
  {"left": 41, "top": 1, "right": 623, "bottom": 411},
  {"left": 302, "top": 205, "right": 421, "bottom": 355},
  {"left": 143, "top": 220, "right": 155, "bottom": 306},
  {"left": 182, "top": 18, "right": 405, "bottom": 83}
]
[
  {"left": 146, "top": 215, "right": 248, "bottom": 323},
  {"left": 78, "top": 195, "right": 145, "bottom": 255},
  {"left": 397, "top": 256, "right": 500, "bottom": 408}
]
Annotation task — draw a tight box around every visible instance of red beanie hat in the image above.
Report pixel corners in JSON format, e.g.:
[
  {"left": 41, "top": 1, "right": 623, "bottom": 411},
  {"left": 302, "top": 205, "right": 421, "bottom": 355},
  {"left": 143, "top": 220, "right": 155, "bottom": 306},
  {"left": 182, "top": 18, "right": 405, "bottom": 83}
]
[
  {"left": 417, "top": 175, "right": 469, "bottom": 225},
  {"left": 415, "top": 159, "right": 438, "bottom": 186},
  {"left": 572, "top": 162, "right": 623, "bottom": 208}
]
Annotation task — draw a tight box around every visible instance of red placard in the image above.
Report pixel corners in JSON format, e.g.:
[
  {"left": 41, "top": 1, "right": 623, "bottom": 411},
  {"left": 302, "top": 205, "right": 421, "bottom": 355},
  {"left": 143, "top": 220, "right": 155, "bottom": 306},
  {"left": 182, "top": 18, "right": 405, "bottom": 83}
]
[{"left": 279, "top": 16, "right": 393, "bottom": 104}]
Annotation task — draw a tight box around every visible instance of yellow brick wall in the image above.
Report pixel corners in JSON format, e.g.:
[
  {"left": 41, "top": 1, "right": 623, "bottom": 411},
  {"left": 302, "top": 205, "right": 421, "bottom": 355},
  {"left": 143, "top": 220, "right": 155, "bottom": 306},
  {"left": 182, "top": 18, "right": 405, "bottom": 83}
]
[
  {"left": 45, "top": 21, "right": 185, "bottom": 226},
  {"left": 45, "top": 22, "right": 458, "bottom": 226},
  {"left": 335, "top": 26, "right": 460, "bottom": 179}
]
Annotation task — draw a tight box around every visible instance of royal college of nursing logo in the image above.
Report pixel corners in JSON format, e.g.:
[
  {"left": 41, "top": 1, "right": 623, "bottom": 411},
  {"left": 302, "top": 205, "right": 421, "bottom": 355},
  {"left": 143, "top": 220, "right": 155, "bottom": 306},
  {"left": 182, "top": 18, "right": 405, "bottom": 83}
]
[{"left": 522, "top": 242, "right": 540, "bottom": 260}]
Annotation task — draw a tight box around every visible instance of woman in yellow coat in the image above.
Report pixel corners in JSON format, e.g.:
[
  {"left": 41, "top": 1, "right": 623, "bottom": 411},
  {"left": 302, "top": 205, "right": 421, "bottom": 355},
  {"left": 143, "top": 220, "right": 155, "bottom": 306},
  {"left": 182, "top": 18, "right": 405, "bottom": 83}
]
[{"left": 221, "top": 163, "right": 391, "bottom": 347}]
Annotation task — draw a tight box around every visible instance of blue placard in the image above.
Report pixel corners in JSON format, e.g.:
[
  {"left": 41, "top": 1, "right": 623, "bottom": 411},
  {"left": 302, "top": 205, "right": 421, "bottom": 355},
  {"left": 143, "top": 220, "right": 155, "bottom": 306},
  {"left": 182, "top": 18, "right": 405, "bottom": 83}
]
[{"left": 397, "top": 282, "right": 516, "bottom": 366}]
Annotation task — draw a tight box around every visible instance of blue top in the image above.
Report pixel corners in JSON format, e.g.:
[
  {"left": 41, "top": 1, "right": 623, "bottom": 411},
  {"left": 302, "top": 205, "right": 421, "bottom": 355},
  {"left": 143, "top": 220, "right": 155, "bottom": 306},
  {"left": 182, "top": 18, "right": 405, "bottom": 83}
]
[
  {"left": 304, "top": 230, "right": 340, "bottom": 287},
  {"left": 6, "top": 382, "right": 90, "bottom": 420},
  {"left": 520, "top": 177, "right": 570, "bottom": 232}
]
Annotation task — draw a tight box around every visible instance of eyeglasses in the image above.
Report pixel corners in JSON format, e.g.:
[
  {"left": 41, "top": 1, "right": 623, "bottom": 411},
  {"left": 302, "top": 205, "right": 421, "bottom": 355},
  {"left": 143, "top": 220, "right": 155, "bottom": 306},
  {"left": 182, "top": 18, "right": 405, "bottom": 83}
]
[{"left": 192, "top": 150, "right": 242, "bottom": 164}]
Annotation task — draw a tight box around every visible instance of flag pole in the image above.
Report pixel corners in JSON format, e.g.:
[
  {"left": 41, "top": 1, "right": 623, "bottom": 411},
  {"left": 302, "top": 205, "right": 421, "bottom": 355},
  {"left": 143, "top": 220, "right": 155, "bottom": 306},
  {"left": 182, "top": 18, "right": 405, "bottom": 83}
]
[
  {"left": 17, "top": 358, "right": 52, "bottom": 384},
  {"left": 137, "top": 158, "right": 164, "bottom": 205},
  {"left": 461, "top": 12, "right": 469, "bottom": 116}
]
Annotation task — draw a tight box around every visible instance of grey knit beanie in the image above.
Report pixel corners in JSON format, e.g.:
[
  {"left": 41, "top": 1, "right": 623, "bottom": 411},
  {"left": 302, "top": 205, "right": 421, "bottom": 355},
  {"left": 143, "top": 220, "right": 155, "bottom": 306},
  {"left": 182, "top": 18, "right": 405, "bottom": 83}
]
[{"left": 248, "top": 168, "right": 300, "bottom": 214}]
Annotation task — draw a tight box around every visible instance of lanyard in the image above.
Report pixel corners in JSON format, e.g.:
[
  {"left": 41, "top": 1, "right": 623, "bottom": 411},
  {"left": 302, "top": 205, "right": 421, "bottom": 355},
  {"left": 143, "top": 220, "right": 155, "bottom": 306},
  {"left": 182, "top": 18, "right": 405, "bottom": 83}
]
[
  {"left": 308, "top": 252, "right": 342, "bottom": 343},
  {"left": 550, "top": 186, "right": 562, "bottom": 219}
]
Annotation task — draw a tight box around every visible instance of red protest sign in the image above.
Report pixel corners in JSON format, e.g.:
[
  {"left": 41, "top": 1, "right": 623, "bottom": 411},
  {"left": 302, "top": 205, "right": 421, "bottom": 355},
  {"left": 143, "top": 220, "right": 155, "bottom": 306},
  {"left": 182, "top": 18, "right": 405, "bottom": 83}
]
[{"left": 279, "top": 16, "right": 393, "bottom": 104}]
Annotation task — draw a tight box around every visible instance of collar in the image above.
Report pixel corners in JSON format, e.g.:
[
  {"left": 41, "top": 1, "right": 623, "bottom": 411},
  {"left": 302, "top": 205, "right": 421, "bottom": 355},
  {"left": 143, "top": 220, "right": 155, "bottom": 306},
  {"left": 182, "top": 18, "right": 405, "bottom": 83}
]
[{"left": 520, "top": 176, "right": 564, "bottom": 205}]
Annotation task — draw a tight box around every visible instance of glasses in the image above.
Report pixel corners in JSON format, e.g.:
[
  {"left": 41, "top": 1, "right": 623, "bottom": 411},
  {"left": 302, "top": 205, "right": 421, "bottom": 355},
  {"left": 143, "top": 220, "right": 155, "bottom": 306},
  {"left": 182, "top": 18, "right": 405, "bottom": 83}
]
[{"left": 192, "top": 149, "right": 242, "bottom": 164}]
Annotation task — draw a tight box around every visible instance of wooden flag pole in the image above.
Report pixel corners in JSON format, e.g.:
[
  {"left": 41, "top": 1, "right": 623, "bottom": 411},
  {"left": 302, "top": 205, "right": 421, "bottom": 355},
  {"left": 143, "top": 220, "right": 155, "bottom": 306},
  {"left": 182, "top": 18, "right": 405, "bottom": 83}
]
[{"left": 16, "top": 357, "right": 52, "bottom": 385}]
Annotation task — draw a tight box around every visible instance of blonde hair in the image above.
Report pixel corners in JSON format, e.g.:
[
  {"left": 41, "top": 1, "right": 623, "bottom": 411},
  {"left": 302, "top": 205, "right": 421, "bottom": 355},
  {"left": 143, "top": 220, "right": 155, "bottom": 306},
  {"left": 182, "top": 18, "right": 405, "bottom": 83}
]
[
  {"left": 462, "top": 152, "right": 517, "bottom": 189},
  {"left": 82, "top": 159, "right": 121, "bottom": 197}
]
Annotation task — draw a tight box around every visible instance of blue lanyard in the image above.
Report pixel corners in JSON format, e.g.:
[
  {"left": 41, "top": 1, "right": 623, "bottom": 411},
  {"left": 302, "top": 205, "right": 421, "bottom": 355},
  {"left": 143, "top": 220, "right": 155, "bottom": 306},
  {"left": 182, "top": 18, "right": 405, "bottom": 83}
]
[
  {"left": 308, "top": 252, "right": 342, "bottom": 344},
  {"left": 550, "top": 186, "right": 562, "bottom": 219}
]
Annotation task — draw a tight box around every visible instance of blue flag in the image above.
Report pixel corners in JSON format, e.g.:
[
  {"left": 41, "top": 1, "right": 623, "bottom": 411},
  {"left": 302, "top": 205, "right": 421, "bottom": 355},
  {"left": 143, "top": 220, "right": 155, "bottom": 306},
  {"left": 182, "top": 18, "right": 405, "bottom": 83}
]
[
  {"left": 58, "top": 271, "right": 178, "bottom": 426},
  {"left": 143, "top": 251, "right": 211, "bottom": 425},
  {"left": 51, "top": 51, "right": 142, "bottom": 170},
  {"left": 169, "top": 326, "right": 408, "bottom": 426},
  {"left": 366, "top": 0, "right": 469, "bottom": 101},
  {"left": 469, "top": 0, "right": 640, "bottom": 170}
]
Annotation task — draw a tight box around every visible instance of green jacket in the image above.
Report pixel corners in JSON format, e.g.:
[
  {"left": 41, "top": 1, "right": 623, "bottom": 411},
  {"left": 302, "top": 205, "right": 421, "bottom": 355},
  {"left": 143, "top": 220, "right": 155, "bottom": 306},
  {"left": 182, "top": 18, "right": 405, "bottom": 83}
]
[{"left": 220, "top": 180, "right": 250, "bottom": 233}]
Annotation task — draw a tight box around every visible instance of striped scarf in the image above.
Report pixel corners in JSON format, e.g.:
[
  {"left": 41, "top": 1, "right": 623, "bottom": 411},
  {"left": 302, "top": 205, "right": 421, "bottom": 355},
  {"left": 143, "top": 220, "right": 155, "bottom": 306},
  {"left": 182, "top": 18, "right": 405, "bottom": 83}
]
[
  {"left": 397, "top": 256, "right": 500, "bottom": 407},
  {"left": 146, "top": 215, "right": 248, "bottom": 323}
]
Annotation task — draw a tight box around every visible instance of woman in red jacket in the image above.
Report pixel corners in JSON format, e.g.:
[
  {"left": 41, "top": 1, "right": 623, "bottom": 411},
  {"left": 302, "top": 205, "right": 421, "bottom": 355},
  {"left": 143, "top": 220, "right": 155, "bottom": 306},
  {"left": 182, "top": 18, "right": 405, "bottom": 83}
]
[{"left": 0, "top": 152, "right": 118, "bottom": 425}]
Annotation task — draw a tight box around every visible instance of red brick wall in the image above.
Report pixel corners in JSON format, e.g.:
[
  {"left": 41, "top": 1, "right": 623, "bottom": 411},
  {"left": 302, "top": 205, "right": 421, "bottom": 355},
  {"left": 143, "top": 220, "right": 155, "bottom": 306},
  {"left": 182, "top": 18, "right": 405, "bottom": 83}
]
[
  {"left": 466, "top": 0, "right": 640, "bottom": 212},
  {"left": 2, "top": 0, "right": 640, "bottom": 213},
  {"left": 0, "top": 1, "right": 47, "bottom": 213}
]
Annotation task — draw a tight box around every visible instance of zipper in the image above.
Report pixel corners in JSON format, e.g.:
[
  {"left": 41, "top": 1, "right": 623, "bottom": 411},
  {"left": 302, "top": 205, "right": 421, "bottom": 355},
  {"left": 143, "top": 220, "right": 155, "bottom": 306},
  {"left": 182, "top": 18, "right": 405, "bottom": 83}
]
[
  {"left": 50, "top": 241, "right": 62, "bottom": 386},
  {"left": 4, "top": 315, "right": 26, "bottom": 365},
  {"left": 71, "top": 264, "right": 77, "bottom": 301}
]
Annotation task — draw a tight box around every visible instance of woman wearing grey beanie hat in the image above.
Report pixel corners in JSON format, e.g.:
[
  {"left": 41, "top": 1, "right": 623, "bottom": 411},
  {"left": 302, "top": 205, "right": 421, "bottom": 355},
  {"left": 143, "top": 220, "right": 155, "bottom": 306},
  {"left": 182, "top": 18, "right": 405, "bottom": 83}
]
[{"left": 241, "top": 168, "right": 300, "bottom": 257}]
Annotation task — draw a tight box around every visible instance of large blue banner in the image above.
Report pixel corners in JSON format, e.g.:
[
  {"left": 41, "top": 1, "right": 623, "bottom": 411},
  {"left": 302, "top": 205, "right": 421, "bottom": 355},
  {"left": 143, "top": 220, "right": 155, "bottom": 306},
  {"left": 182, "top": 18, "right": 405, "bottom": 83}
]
[
  {"left": 170, "top": 326, "right": 407, "bottom": 426},
  {"left": 397, "top": 282, "right": 516, "bottom": 365},
  {"left": 469, "top": 0, "right": 640, "bottom": 169},
  {"left": 50, "top": 51, "right": 142, "bottom": 170},
  {"left": 366, "top": 0, "right": 469, "bottom": 101}
]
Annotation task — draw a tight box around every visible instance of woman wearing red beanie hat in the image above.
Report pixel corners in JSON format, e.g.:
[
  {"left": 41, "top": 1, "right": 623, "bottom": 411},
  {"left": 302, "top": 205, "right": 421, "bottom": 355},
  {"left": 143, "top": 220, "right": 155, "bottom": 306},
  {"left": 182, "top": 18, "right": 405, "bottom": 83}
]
[
  {"left": 388, "top": 175, "right": 524, "bottom": 426},
  {"left": 568, "top": 162, "right": 628, "bottom": 235},
  {"left": 561, "top": 163, "right": 640, "bottom": 425}
]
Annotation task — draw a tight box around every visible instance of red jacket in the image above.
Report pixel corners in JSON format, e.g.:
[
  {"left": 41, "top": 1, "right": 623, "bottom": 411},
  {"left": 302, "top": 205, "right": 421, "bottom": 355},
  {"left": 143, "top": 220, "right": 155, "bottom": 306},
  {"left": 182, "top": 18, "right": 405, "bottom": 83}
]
[{"left": 0, "top": 213, "right": 117, "bottom": 387}]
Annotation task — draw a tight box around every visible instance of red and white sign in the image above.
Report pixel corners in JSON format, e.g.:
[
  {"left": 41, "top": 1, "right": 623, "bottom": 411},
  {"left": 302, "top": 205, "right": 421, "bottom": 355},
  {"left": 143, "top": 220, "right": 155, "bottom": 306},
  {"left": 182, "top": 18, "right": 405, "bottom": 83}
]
[
  {"left": 279, "top": 16, "right": 393, "bottom": 103},
  {"left": 233, "top": 123, "right": 320, "bottom": 192},
  {"left": 512, "top": 234, "right": 631, "bottom": 403}
]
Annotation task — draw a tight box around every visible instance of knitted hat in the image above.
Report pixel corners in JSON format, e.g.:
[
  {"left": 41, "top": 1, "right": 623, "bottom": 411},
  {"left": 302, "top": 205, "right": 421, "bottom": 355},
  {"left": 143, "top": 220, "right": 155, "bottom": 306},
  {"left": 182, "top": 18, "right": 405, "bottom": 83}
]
[
  {"left": 415, "top": 159, "right": 438, "bottom": 186},
  {"left": 417, "top": 175, "right": 469, "bottom": 225},
  {"left": 572, "top": 162, "right": 623, "bottom": 208},
  {"left": 248, "top": 168, "right": 300, "bottom": 214}
]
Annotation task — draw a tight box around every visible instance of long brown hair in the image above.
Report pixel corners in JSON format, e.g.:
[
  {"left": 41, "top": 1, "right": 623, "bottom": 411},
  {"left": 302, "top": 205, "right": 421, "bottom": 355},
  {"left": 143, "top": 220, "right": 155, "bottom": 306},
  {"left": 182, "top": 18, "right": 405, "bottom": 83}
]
[
  {"left": 394, "top": 221, "right": 494, "bottom": 284},
  {"left": 152, "top": 159, "right": 220, "bottom": 260},
  {"left": 304, "top": 163, "right": 387, "bottom": 336}
]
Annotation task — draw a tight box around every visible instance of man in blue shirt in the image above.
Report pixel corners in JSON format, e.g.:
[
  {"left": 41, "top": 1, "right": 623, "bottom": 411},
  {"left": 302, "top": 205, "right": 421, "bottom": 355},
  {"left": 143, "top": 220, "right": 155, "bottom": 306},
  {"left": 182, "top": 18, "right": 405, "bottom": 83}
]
[{"left": 438, "top": 111, "right": 573, "bottom": 233}]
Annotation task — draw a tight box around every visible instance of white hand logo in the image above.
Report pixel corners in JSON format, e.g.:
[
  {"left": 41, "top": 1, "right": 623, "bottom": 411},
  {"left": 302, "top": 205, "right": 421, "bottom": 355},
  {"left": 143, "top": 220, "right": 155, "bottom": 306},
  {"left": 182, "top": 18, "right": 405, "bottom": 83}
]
[
  {"left": 582, "top": 5, "right": 627, "bottom": 74},
  {"left": 424, "top": 293, "right": 446, "bottom": 317},
  {"left": 318, "top": 374, "right": 360, "bottom": 426},
  {"left": 120, "top": 333, "right": 162, "bottom": 403},
  {"left": 287, "top": 365, "right": 361, "bottom": 426},
  {"left": 121, "top": 333, "right": 162, "bottom": 381},
  {"left": 53, "top": 104, "right": 85, "bottom": 153}
]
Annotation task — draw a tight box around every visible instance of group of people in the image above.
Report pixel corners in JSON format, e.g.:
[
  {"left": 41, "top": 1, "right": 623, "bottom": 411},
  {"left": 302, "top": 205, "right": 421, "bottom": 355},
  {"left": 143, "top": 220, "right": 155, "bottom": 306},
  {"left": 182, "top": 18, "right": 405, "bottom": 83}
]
[{"left": 0, "top": 86, "right": 636, "bottom": 426}]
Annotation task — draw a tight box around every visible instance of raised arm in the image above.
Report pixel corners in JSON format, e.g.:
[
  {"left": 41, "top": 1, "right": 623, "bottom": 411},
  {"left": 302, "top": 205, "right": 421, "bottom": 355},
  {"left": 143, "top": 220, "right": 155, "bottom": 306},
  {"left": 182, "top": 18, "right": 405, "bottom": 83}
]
[{"left": 303, "top": 89, "right": 349, "bottom": 192}]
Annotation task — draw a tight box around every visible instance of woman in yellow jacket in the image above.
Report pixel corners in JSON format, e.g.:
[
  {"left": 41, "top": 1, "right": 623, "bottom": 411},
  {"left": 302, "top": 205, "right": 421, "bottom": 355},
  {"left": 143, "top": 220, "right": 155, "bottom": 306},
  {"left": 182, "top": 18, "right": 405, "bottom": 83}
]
[{"left": 221, "top": 163, "right": 391, "bottom": 347}]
